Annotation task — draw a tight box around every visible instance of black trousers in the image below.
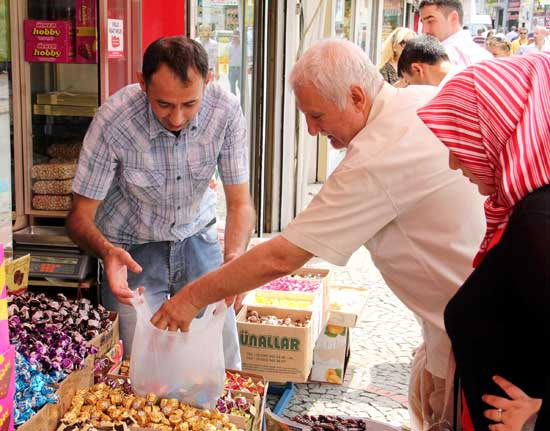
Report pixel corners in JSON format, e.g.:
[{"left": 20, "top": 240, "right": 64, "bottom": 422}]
[{"left": 445, "top": 185, "right": 550, "bottom": 430}]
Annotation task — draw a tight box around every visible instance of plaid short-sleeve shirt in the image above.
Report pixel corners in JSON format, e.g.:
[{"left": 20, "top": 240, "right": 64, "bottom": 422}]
[{"left": 72, "top": 83, "right": 248, "bottom": 245}]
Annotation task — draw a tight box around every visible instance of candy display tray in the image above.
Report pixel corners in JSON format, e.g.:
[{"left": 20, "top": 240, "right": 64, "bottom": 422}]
[
  {"left": 89, "top": 311, "right": 119, "bottom": 357},
  {"left": 327, "top": 285, "right": 368, "bottom": 328},
  {"left": 16, "top": 356, "right": 93, "bottom": 431},
  {"left": 225, "top": 368, "right": 269, "bottom": 431}
]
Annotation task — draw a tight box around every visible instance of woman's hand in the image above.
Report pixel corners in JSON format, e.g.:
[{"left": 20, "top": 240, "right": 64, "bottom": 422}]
[{"left": 483, "top": 375, "right": 542, "bottom": 431}]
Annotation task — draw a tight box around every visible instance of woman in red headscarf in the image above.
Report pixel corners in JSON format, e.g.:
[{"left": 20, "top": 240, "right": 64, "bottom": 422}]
[{"left": 417, "top": 53, "right": 550, "bottom": 431}]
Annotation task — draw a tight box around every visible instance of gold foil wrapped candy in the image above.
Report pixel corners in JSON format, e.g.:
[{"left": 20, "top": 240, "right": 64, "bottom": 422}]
[{"left": 146, "top": 392, "right": 159, "bottom": 405}]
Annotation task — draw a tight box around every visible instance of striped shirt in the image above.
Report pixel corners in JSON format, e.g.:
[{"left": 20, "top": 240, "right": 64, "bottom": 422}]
[
  {"left": 418, "top": 53, "right": 550, "bottom": 260},
  {"left": 73, "top": 83, "right": 248, "bottom": 245}
]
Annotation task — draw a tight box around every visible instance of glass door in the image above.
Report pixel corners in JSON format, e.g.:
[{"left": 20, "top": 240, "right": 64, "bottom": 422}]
[
  {"left": 189, "top": 0, "right": 254, "bottom": 110},
  {"left": 187, "top": 0, "right": 256, "bottom": 219},
  {"left": 0, "top": 0, "right": 13, "bottom": 247}
]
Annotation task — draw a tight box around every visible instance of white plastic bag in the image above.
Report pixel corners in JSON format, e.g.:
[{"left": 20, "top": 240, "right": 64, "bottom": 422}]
[{"left": 130, "top": 294, "right": 227, "bottom": 409}]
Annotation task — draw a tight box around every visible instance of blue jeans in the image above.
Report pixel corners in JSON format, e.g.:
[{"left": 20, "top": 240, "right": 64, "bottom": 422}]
[
  {"left": 101, "top": 225, "right": 241, "bottom": 369},
  {"left": 228, "top": 66, "right": 240, "bottom": 95}
]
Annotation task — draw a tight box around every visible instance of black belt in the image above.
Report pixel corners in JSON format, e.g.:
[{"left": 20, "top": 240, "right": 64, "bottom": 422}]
[{"left": 205, "top": 218, "right": 217, "bottom": 229}]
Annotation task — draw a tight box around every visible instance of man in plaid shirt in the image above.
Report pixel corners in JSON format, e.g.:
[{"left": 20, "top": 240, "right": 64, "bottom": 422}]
[{"left": 67, "top": 36, "right": 255, "bottom": 368}]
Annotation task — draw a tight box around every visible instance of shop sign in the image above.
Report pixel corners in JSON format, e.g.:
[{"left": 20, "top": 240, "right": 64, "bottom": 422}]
[{"left": 107, "top": 18, "right": 124, "bottom": 59}]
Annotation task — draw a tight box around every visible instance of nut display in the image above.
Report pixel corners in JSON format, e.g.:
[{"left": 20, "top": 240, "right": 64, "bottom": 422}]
[
  {"left": 291, "top": 415, "right": 370, "bottom": 431},
  {"left": 58, "top": 382, "right": 240, "bottom": 431},
  {"left": 47, "top": 142, "right": 82, "bottom": 160},
  {"left": 32, "top": 194, "right": 72, "bottom": 210},
  {"left": 33, "top": 179, "right": 73, "bottom": 195},
  {"left": 31, "top": 163, "right": 77, "bottom": 180},
  {"left": 246, "top": 310, "right": 309, "bottom": 327}
]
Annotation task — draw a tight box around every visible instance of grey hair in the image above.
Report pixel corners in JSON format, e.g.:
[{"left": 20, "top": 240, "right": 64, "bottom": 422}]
[{"left": 290, "top": 38, "right": 383, "bottom": 111}]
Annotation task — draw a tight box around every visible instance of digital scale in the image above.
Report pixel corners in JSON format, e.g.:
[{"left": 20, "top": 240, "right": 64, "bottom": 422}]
[{"left": 13, "top": 226, "right": 93, "bottom": 281}]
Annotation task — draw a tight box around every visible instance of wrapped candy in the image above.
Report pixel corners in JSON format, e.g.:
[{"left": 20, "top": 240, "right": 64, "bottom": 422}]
[
  {"left": 224, "top": 371, "right": 265, "bottom": 396},
  {"left": 8, "top": 292, "right": 110, "bottom": 378},
  {"left": 14, "top": 352, "right": 59, "bottom": 425},
  {"left": 57, "top": 378, "right": 240, "bottom": 431},
  {"left": 260, "top": 275, "right": 320, "bottom": 293},
  {"left": 216, "top": 392, "right": 251, "bottom": 417}
]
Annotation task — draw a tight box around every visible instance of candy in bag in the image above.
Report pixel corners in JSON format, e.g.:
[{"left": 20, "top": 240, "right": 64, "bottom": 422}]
[{"left": 130, "top": 294, "right": 226, "bottom": 409}]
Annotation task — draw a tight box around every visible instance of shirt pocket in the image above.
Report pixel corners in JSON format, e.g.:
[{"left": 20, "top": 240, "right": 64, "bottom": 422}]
[{"left": 122, "top": 168, "right": 166, "bottom": 203}]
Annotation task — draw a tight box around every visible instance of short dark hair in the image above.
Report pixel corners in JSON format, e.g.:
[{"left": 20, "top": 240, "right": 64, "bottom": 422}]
[
  {"left": 418, "top": 0, "right": 464, "bottom": 24},
  {"left": 397, "top": 35, "right": 450, "bottom": 76},
  {"left": 142, "top": 36, "right": 209, "bottom": 85}
]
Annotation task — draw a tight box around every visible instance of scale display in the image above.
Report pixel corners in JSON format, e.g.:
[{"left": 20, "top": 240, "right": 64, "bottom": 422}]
[
  {"left": 14, "top": 249, "right": 93, "bottom": 280},
  {"left": 29, "top": 255, "right": 81, "bottom": 276}
]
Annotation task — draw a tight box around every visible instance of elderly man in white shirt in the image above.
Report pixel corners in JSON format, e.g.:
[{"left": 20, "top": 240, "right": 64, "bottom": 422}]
[
  {"left": 419, "top": 0, "right": 492, "bottom": 67},
  {"left": 152, "top": 38, "right": 485, "bottom": 431}
]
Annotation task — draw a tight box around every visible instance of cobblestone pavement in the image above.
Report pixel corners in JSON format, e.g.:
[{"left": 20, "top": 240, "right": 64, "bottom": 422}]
[
  {"left": 274, "top": 253, "right": 422, "bottom": 430},
  {"left": 216, "top": 185, "right": 422, "bottom": 430}
]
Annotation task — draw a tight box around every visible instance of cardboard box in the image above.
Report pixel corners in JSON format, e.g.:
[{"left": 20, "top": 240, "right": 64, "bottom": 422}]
[
  {"left": 0, "top": 246, "right": 7, "bottom": 346},
  {"left": 328, "top": 285, "right": 368, "bottom": 328},
  {"left": 75, "top": 0, "right": 97, "bottom": 63},
  {"left": 0, "top": 345, "right": 15, "bottom": 431},
  {"left": 225, "top": 369, "right": 268, "bottom": 431},
  {"left": 237, "top": 305, "right": 315, "bottom": 383},
  {"left": 5, "top": 254, "right": 30, "bottom": 295},
  {"left": 36, "top": 91, "right": 98, "bottom": 107},
  {"left": 24, "top": 20, "right": 73, "bottom": 42},
  {"left": 310, "top": 324, "right": 350, "bottom": 385},
  {"left": 90, "top": 312, "right": 119, "bottom": 358},
  {"left": 24, "top": 20, "right": 74, "bottom": 63},
  {"left": 246, "top": 268, "right": 331, "bottom": 342},
  {"left": 33, "top": 103, "right": 97, "bottom": 116},
  {"left": 25, "top": 40, "right": 74, "bottom": 63},
  {"left": 16, "top": 356, "right": 93, "bottom": 431}
]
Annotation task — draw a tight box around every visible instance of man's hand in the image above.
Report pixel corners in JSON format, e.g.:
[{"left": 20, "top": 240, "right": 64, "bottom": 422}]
[
  {"left": 234, "top": 293, "right": 247, "bottom": 313},
  {"left": 151, "top": 287, "right": 201, "bottom": 332},
  {"left": 104, "top": 247, "right": 143, "bottom": 305}
]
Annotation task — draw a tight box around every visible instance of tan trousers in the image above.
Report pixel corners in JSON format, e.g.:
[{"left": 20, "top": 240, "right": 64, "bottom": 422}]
[{"left": 409, "top": 343, "right": 454, "bottom": 431}]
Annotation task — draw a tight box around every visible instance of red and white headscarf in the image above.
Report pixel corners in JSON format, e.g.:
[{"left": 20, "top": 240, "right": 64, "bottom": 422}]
[{"left": 418, "top": 53, "right": 550, "bottom": 262}]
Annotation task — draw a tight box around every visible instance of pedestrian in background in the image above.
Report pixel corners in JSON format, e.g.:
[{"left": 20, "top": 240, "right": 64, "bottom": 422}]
[
  {"left": 377, "top": 27, "right": 416, "bottom": 85},
  {"left": 228, "top": 29, "right": 242, "bottom": 96},
  {"left": 486, "top": 34, "right": 512, "bottom": 57},
  {"left": 420, "top": 0, "right": 492, "bottom": 67},
  {"left": 196, "top": 23, "right": 219, "bottom": 79},
  {"left": 511, "top": 28, "right": 529, "bottom": 54},
  {"left": 517, "top": 26, "right": 550, "bottom": 55}
]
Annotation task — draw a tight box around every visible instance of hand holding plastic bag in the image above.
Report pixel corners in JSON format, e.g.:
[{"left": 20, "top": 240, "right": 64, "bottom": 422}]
[{"left": 130, "top": 292, "right": 227, "bottom": 409}]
